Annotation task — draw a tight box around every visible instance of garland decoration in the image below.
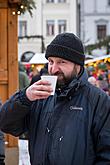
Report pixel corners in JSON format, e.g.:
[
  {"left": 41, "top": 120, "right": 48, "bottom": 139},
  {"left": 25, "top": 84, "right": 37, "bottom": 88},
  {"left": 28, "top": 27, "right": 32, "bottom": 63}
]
[
  {"left": 85, "top": 36, "right": 110, "bottom": 55},
  {"left": 8, "top": 0, "right": 36, "bottom": 16}
]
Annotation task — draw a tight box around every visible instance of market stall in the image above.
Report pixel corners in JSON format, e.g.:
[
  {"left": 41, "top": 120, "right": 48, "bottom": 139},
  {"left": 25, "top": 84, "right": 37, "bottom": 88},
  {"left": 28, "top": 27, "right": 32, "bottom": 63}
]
[
  {"left": 85, "top": 54, "right": 110, "bottom": 94},
  {"left": 24, "top": 53, "right": 48, "bottom": 80}
]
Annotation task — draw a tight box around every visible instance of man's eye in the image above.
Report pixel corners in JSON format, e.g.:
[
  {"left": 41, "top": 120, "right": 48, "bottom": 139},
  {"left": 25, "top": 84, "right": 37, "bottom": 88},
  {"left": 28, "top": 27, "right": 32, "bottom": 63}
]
[
  {"left": 49, "top": 60, "right": 53, "bottom": 65},
  {"left": 61, "top": 61, "right": 66, "bottom": 64}
]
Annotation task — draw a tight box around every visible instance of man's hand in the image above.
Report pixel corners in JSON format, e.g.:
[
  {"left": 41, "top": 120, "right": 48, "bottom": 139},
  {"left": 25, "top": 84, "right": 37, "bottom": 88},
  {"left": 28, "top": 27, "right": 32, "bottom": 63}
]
[{"left": 26, "top": 80, "right": 53, "bottom": 101}]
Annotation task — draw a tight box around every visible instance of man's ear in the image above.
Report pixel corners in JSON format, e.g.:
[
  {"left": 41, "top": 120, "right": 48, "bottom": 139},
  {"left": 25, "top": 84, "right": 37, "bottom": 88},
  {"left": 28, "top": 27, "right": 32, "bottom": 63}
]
[{"left": 76, "top": 65, "right": 81, "bottom": 75}]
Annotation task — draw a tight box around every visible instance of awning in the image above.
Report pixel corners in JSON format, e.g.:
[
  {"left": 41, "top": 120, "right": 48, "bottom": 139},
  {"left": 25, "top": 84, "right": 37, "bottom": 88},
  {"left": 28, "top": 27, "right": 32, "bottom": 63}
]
[
  {"left": 85, "top": 54, "right": 110, "bottom": 64},
  {"left": 29, "top": 53, "right": 48, "bottom": 64}
]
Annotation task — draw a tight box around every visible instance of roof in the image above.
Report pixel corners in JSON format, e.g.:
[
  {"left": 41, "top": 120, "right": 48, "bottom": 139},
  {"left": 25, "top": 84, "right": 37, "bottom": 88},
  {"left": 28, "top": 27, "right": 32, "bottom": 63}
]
[
  {"left": 29, "top": 53, "right": 48, "bottom": 64},
  {"left": 85, "top": 54, "right": 110, "bottom": 64}
]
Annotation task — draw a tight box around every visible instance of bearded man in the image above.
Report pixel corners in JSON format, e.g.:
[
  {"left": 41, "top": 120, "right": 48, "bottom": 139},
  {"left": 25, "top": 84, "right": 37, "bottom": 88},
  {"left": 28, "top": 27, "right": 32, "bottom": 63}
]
[{"left": 0, "top": 33, "right": 110, "bottom": 165}]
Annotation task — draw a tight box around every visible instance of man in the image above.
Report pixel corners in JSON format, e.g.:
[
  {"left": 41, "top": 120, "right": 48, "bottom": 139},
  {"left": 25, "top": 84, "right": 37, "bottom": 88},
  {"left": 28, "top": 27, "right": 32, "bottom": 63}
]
[{"left": 0, "top": 33, "right": 110, "bottom": 165}]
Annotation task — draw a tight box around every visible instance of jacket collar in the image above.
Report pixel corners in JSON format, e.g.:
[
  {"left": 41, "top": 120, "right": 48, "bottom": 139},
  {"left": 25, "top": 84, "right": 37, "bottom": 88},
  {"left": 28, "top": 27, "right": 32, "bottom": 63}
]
[{"left": 56, "top": 68, "right": 88, "bottom": 97}]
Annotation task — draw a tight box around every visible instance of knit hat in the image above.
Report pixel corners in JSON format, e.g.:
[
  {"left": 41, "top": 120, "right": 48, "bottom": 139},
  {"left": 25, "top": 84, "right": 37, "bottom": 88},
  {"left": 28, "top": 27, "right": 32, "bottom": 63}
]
[{"left": 45, "top": 33, "right": 85, "bottom": 66}]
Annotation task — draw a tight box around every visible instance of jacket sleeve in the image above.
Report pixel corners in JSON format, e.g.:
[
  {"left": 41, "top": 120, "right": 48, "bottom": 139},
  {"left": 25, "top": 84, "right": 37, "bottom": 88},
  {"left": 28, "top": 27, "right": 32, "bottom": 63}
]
[
  {"left": 0, "top": 89, "right": 33, "bottom": 137},
  {"left": 92, "top": 93, "right": 110, "bottom": 164}
]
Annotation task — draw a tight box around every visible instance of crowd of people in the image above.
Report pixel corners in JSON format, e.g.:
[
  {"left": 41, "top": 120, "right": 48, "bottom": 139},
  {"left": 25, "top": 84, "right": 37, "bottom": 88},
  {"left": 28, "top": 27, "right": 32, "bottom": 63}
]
[{"left": 87, "top": 61, "right": 110, "bottom": 95}]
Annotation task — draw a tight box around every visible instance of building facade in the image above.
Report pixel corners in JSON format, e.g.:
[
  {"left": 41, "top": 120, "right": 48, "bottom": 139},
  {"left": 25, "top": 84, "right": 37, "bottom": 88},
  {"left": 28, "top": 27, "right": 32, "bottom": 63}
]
[
  {"left": 80, "top": 0, "right": 110, "bottom": 45},
  {"left": 18, "top": 0, "right": 78, "bottom": 61}
]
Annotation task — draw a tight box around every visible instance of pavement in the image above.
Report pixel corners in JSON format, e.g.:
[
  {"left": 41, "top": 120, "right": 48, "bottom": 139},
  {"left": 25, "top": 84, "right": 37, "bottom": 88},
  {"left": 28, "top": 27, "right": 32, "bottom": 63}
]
[{"left": 18, "top": 140, "right": 30, "bottom": 165}]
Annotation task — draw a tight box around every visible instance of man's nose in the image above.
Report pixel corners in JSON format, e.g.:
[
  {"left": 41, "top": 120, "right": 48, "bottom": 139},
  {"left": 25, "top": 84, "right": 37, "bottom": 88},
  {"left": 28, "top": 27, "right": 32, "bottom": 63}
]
[{"left": 51, "top": 63, "right": 59, "bottom": 74}]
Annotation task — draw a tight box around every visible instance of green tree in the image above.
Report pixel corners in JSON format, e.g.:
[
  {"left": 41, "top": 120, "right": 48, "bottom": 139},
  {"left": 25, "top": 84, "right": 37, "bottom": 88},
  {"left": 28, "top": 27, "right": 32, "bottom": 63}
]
[{"left": 85, "top": 36, "right": 110, "bottom": 55}]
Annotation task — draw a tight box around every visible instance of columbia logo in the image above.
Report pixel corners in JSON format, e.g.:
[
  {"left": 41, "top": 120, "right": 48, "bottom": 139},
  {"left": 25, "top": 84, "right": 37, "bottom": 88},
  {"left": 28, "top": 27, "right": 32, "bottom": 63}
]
[{"left": 70, "top": 106, "right": 83, "bottom": 111}]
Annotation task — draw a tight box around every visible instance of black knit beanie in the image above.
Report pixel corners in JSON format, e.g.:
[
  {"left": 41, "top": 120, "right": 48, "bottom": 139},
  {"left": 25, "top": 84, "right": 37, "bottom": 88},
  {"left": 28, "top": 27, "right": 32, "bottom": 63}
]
[{"left": 45, "top": 33, "right": 85, "bottom": 66}]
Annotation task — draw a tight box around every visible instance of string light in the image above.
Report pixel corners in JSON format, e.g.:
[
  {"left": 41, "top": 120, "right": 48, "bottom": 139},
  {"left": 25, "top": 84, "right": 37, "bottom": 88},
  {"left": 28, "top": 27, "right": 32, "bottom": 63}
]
[
  {"left": 85, "top": 58, "right": 110, "bottom": 73},
  {"left": 108, "top": 58, "right": 110, "bottom": 62},
  {"left": 17, "top": 11, "right": 21, "bottom": 15},
  {"left": 20, "top": 5, "right": 24, "bottom": 9},
  {"left": 31, "top": 64, "right": 35, "bottom": 68},
  {"left": 102, "top": 59, "right": 107, "bottom": 63},
  {"left": 9, "top": 0, "right": 36, "bottom": 16},
  {"left": 12, "top": 11, "right": 16, "bottom": 15},
  {"left": 93, "top": 63, "right": 97, "bottom": 67}
]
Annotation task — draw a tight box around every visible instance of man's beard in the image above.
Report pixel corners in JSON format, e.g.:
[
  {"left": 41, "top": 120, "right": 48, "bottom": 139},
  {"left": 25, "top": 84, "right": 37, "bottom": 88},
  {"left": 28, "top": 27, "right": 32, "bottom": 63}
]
[{"left": 51, "top": 71, "right": 77, "bottom": 89}]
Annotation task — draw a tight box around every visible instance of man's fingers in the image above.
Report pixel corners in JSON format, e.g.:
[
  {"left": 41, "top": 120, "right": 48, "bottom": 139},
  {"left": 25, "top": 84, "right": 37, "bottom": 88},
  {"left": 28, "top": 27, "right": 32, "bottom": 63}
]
[
  {"left": 34, "top": 84, "right": 53, "bottom": 92},
  {"left": 35, "top": 79, "right": 51, "bottom": 85},
  {"left": 26, "top": 81, "right": 53, "bottom": 101}
]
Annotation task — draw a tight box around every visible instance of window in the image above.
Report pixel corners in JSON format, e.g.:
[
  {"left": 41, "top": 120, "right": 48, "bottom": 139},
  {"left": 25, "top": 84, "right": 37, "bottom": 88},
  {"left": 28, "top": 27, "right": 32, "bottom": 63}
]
[
  {"left": 46, "top": 20, "right": 55, "bottom": 36},
  {"left": 58, "top": 0, "right": 66, "bottom": 2},
  {"left": 46, "top": 0, "right": 54, "bottom": 3},
  {"left": 97, "top": 25, "right": 106, "bottom": 40},
  {"left": 19, "top": 21, "right": 27, "bottom": 37},
  {"left": 58, "top": 20, "right": 66, "bottom": 33}
]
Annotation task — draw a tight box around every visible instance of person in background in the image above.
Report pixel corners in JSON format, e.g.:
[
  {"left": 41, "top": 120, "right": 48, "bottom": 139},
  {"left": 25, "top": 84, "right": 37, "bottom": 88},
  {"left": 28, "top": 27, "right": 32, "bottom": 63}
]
[
  {"left": 19, "top": 62, "right": 30, "bottom": 139},
  {"left": 30, "top": 63, "right": 48, "bottom": 85},
  {"left": 29, "top": 67, "right": 39, "bottom": 82},
  {"left": 88, "top": 76, "right": 97, "bottom": 86},
  {"left": 0, "top": 100, "right": 5, "bottom": 165},
  {"left": 1, "top": 33, "right": 110, "bottom": 165},
  {"left": 19, "top": 62, "right": 30, "bottom": 90}
]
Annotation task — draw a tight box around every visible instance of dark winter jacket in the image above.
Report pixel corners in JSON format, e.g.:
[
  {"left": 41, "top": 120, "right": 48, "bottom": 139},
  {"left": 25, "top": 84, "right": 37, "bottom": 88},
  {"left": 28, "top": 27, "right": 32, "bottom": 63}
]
[{"left": 0, "top": 69, "right": 110, "bottom": 165}]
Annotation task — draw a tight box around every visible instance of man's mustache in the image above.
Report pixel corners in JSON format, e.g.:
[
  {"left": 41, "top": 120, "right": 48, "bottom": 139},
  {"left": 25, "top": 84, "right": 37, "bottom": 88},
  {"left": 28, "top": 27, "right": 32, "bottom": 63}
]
[{"left": 51, "top": 72, "right": 64, "bottom": 77}]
